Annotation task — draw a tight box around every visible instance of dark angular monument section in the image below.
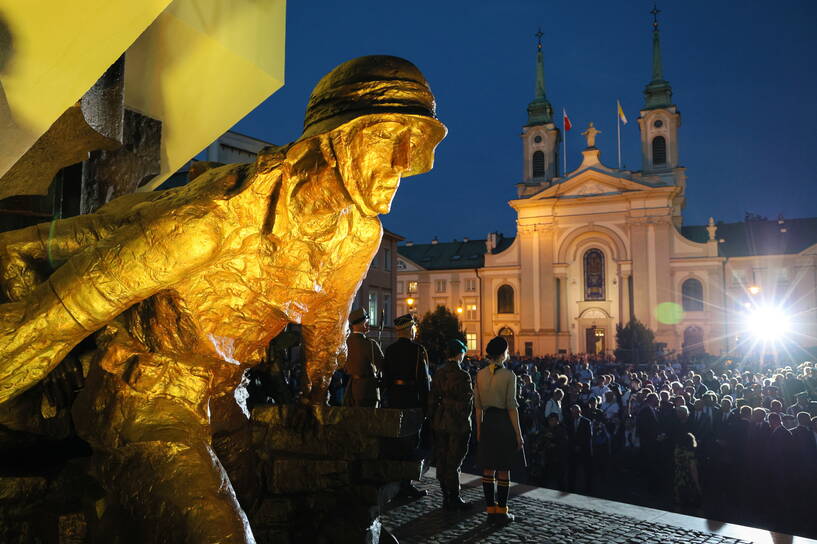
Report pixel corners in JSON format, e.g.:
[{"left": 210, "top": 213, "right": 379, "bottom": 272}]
[{"left": 249, "top": 406, "right": 424, "bottom": 544}]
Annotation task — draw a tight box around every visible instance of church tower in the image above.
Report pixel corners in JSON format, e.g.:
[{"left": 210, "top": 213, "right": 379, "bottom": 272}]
[
  {"left": 637, "top": 6, "right": 682, "bottom": 186},
  {"left": 518, "top": 30, "right": 560, "bottom": 197}
]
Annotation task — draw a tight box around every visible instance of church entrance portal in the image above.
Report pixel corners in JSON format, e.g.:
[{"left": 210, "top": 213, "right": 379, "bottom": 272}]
[
  {"left": 498, "top": 327, "right": 515, "bottom": 356},
  {"left": 585, "top": 327, "right": 605, "bottom": 355}
]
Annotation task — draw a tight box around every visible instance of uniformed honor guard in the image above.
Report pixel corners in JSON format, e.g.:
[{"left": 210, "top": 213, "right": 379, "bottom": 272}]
[
  {"left": 342, "top": 308, "right": 384, "bottom": 407},
  {"left": 475, "top": 336, "right": 524, "bottom": 525},
  {"left": 384, "top": 313, "right": 431, "bottom": 499},
  {"left": 428, "top": 338, "right": 473, "bottom": 510}
]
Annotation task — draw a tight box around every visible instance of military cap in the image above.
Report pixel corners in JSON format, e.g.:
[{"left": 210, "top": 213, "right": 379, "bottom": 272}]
[
  {"left": 446, "top": 338, "right": 467, "bottom": 357},
  {"left": 486, "top": 336, "right": 508, "bottom": 358},
  {"left": 349, "top": 308, "right": 368, "bottom": 325},
  {"left": 394, "top": 313, "right": 417, "bottom": 330}
]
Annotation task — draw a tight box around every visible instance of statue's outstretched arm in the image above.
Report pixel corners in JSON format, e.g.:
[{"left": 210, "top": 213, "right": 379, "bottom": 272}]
[
  {"left": 0, "top": 214, "right": 128, "bottom": 301},
  {"left": 0, "top": 211, "right": 222, "bottom": 404}
]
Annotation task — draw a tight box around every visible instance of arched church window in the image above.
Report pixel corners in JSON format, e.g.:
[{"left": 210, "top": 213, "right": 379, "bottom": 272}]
[
  {"left": 532, "top": 150, "right": 545, "bottom": 178},
  {"left": 652, "top": 136, "right": 667, "bottom": 166},
  {"left": 584, "top": 249, "right": 605, "bottom": 301},
  {"left": 683, "top": 326, "right": 705, "bottom": 356},
  {"left": 497, "top": 284, "right": 514, "bottom": 314},
  {"left": 682, "top": 278, "right": 704, "bottom": 311}
]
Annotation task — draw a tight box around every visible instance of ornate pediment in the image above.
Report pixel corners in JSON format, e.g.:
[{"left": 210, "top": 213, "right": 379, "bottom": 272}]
[{"left": 562, "top": 180, "right": 620, "bottom": 196}]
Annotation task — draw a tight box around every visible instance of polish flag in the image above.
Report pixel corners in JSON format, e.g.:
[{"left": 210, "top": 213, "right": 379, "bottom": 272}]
[{"left": 563, "top": 108, "right": 572, "bottom": 131}]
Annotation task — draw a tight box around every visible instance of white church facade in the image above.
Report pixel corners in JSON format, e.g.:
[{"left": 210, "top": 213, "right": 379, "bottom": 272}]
[{"left": 396, "top": 21, "right": 817, "bottom": 360}]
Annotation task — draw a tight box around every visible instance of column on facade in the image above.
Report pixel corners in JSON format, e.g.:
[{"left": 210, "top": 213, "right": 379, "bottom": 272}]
[
  {"left": 518, "top": 225, "right": 537, "bottom": 334},
  {"left": 620, "top": 271, "right": 632, "bottom": 325},
  {"left": 538, "top": 226, "right": 557, "bottom": 333},
  {"left": 629, "top": 220, "right": 651, "bottom": 326},
  {"left": 707, "top": 267, "right": 727, "bottom": 355},
  {"left": 652, "top": 219, "right": 675, "bottom": 345}
]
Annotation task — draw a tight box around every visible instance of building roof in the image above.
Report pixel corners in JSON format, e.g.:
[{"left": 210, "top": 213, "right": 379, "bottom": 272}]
[
  {"left": 681, "top": 217, "right": 817, "bottom": 258},
  {"left": 397, "top": 234, "right": 515, "bottom": 270}
]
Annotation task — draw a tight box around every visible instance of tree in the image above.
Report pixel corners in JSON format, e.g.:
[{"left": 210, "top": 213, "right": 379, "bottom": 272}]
[
  {"left": 418, "top": 306, "right": 466, "bottom": 367},
  {"left": 615, "top": 318, "right": 657, "bottom": 365}
]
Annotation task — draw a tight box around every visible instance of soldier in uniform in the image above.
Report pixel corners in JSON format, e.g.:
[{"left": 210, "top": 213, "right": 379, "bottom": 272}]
[
  {"left": 342, "top": 308, "right": 384, "bottom": 407},
  {"left": 428, "top": 338, "right": 473, "bottom": 510},
  {"left": 384, "top": 313, "right": 431, "bottom": 498}
]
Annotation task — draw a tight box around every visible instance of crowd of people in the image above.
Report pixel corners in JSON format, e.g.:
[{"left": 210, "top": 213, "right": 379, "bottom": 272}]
[
  {"left": 249, "top": 317, "right": 817, "bottom": 535},
  {"left": 465, "top": 353, "right": 817, "bottom": 536}
]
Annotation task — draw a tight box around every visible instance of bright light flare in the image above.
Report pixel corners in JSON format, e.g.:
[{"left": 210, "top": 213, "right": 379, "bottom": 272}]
[{"left": 744, "top": 306, "right": 791, "bottom": 342}]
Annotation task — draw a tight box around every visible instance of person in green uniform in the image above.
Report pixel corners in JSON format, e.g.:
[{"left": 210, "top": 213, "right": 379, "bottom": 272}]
[
  {"left": 428, "top": 338, "right": 473, "bottom": 510},
  {"left": 475, "top": 336, "right": 523, "bottom": 524},
  {"left": 342, "top": 308, "right": 384, "bottom": 407}
]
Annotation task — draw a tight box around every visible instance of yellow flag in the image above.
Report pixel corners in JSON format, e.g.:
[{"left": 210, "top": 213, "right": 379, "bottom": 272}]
[{"left": 617, "top": 99, "right": 628, "bottom": 124}]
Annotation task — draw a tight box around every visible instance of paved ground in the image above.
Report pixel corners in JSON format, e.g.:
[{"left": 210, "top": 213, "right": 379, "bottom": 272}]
[{"left": 382, "top": 478, "right": 755, "bottom": 544}]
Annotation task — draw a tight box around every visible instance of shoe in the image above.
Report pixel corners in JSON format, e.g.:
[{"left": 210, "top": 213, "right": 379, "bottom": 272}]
[
  {"left": 489, "top": 512, "right": 515, "bottom": 525},
  {"left": 443, "top": 494, "right": 473, "bottom": 511},
  {"left": 397, "top": 483, "right": 428, "bottom": 500}
]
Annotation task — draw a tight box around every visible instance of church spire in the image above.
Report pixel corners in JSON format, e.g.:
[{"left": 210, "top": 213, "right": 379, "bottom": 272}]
[
  {"left": 643, "top": 4, "right": 672, "bottom": 109},
  {"left": 527, "top": 28, "right": 553, "bottom": 124}
]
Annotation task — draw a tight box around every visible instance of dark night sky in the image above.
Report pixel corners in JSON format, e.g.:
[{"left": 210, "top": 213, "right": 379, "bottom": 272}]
[{"left": 232, "top": 1, "right": 817, "bottom": 244}]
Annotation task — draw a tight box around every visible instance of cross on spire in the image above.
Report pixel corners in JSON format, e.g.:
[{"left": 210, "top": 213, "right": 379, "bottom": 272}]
[
  {"left": 651, "top": 3, "right": 661, "bottom": 30},
  {"left": 535, "top": 28, "right": 544, "bottom": 49}
]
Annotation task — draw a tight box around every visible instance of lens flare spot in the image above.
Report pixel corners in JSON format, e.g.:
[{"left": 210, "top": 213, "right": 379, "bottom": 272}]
[{"left": 656, "top": 302, "right": 684, "bottom": 324}]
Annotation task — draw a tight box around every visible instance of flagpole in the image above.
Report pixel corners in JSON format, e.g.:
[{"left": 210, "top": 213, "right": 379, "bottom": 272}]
[
  {"left": 562, "top": 110, "right": 567, "bottom": 176},
  {"left": 617, "top": 100, "right": 622, "bottom": 169}
]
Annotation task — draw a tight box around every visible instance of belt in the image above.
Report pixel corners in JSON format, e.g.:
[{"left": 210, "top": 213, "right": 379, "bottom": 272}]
[{"left": 391, "top": 379, "right": 416, "bottom": 386}]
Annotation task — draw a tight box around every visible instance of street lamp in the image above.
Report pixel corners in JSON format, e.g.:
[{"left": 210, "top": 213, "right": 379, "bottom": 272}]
[
  {"left": 406, "top": 297, "right": 415, "bottom": 308},
  {"left": 456, "top": 306, "right": 463, "bottom": 314},
  {"left": 748, "top": 285, "right": 761, "bottom": 295}
]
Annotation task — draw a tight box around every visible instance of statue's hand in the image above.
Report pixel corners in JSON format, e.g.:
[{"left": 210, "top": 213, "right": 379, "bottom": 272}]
[{"left": 0, "top": 229, "right": 49, "bottom": 301}]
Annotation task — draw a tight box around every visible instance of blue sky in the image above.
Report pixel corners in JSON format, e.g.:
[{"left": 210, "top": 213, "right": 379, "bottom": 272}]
[{"left": 232, "top": 1, "right": 817, "bottom": 244}]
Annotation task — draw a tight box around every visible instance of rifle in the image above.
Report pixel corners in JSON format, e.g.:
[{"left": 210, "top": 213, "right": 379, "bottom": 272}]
[{"left": 377, "top": 308, "right": 385, "bottom": 345}]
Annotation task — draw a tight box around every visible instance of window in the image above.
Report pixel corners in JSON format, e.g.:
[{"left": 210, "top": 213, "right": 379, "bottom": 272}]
[
  {"left": 524, "top": 342, "right": 533, "bottom": 358},
  {"left": 497, "top": 284, "right": 514, "bottom": 314},
  {"left": 681, "top": 278, "right": 704, "bottom": 311},
  {"left": 683, "top": 326, "right": 705, "bottom": 356},
  {"left": 435, "top": 279, "right": 447, "bottom": 293},
  {"left": 397, "top": 281, "right": 404, "bottom": 294},
  {"left": 397, "top": 259, "right": 406, "bottom": 271},
  {"left": 464, "top": 278, "right": 476, "bottom": 292},
  {"left": 368, "top": 291, "right": 378, "bottom": 327},
  {"left": 466, "top": 304, "right": 478, "bottom": 321},
  {"left": 383, "top": 293, "right": 391, "bottom": 326},
  {"left": 532, "top": 150, "right": 545, "bottom": 178},
  {"left": 466, "top": 333, "right": 477, "bottom": 352},
  {"left": 408, "top": 281, "right": 418, "bottom": 294},
  {"left": 584, "top": 249, "right": 605, "bottom": 301},
  {"left": 384, "top": 248, "right": 391, "bottom": 271},
  {"left": 652, "top": 136, "right": 667, "bottom": 166}
]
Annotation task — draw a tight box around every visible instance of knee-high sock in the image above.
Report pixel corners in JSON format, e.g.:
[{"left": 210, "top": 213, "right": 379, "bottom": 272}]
[
  {"left": 496, "top": 476, "right": 510, "bottom": 513},
  {"left": 482, "top": 474, "right": 496, "bottom": 512}
]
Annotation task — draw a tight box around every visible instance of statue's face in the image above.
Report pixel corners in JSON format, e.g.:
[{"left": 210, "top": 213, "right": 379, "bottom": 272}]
[{"left": 334, "top": 114, "right": 446, "bottom": 216}]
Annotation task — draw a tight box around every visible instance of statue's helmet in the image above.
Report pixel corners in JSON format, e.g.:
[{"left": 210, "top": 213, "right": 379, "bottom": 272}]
[
  {"left": 301, "top": 55, "right": 441, "bottom": 139},
  {"left": 301, "top": 57, "right": 447, "bottom": 179}
]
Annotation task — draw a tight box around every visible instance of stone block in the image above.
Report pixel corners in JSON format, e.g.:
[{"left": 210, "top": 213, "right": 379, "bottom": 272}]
[
  {"left": 251, "top": 405, "right": 422, "bottom": 438},
  {"left": 250, "top": 498, "right": 295, "bottom": 527},
  {"left": 264, "top": 459, "right": 351, "bottom": 494},
  {"left": 255, "top": 424, "right": 381, "bottom": 460},
  {"left": 357, "top": 460, "right": 424, "bottom": 483}
]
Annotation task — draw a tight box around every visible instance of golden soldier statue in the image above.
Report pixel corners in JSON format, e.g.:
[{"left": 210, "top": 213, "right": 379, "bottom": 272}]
[{"left": 0, "top": 56, "right": 446, "bottom": 542}]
